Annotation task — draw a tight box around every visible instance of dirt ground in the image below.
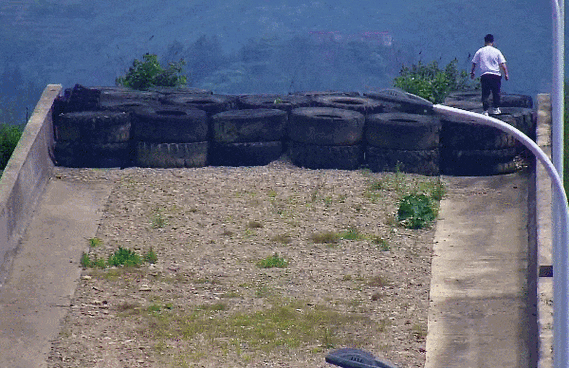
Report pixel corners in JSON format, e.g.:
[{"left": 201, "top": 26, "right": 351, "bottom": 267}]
[{"left": 47, "top": 159, "right": 441, "bottom": 368}]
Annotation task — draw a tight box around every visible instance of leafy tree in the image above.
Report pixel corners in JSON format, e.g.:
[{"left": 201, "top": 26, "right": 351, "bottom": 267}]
[
  {"left": 0, "top": 123, "right": 24, "bottom": 170},
  {"left": 116, "top": 53, "right": 187, "bottom": 90},
  {"left": 393, "top": 59, "right": 476, "bottom": 103}
]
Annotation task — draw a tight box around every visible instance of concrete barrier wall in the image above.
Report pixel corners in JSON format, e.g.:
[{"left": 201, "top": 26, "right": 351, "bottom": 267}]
[{"left": 0, "top": 84, "right": 61, "bottom": 282}]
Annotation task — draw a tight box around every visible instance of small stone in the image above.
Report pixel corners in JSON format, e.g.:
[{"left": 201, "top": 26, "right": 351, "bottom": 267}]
[
  {"left": 81, "top": 275, "right": 92, "bottom": 280},
  {"left": 139, "top": 284, "right": 151, "bottom": 292}
]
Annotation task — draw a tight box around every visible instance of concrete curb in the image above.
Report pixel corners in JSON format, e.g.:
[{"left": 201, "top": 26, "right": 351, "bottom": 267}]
[
  {"left": 0, "top": 84, "right": 61, "bottom": 286},
  {"left": 536, "top": 93, "right": 553, "bottom": 367}
]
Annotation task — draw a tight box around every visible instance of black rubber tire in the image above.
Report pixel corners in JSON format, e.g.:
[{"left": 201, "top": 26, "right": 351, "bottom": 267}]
[
  {"left": 444, "top": 90, "right": 481, "bottom": 103},
  {"left": 95, "top": 86, "right": 159, "bottom": 103},
  {"left": 442, "top": 99, "right": 482, "bottom": 111},
  {"left": 500, "top": 93, "right": 533, "bottom": 108},
  {"left": 364, "top": 88, "right": 434, "bottom": 115},
  {"left": 54, "top": 141, "right": 133, "bottom": 168},
  {"left": 98, "top": 99, "right": 161, "bottom": 113},
  {"left": 237, "top": 94, "right": 312, "bottom": 112},
  {"left": 288, "top": 141, "right": 363, "bottom": 170},
  {"left": 65, "top": 84, "right": 101, "bottom": 112},
  {"left": 135, "top": 141, "right": 209, "bottom": 168},
  {"left": 440, "top": 107, "right": 534, "bottom": 150},
  {"left": 132, "top": 105, "right": 208, "bottom": 143},
  {"left": 365, "top": 147, "right": 439, "bottom": 176},
  {"left": 290, "top": 90, "right": 361, "bottom": 98},
  {"left": 365, "top": 113, "right": 441, "bottom": 150},
  {"left": 440, "top": 147, "right": 519, "bottom": 176},
  {"left": 211, "top": 109, "right": 287, "bottom": 143},
  {"left": 55, "top": 111, "right": 132, "bottom": 143},
  {"left": 149, "top": 86, "right": 213, "bottom": 96},
  {"left": 312, "top": 95, "right": 384, "bottom": 115},
  {"left": 163, "top": 94, "right": 236, "bottom": 116},
  {"left": 288, "top": 107, "right": 365, "bottom": 146},
  {"left": 445, "top": 90, "right": 533, "bottom": 108},
  {"left": 210, "top": 141, "right": 283, "bottom": 167}
]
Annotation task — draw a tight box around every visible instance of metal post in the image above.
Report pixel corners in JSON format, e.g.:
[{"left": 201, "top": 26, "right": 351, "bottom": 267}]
[
  {"left": 433, "top": 103, "right": 569, "bottom": 367},
  {"left": 551, "top": 1, "right": 566, "bottom": 367}
]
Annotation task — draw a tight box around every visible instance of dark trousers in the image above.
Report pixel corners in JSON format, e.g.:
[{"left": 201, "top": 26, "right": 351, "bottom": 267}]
[{"left": 480, "top": 74, "right": 502, "bottom": 111}]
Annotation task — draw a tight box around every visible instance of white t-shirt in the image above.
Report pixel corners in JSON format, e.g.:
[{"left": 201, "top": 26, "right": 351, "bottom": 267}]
[{"left": 472, "top": 45, "right": 506, "bottom": 76}]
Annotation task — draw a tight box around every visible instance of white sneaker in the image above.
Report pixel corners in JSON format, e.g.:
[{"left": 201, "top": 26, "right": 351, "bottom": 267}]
[
  {"left": 491, "top": 107, "right": 501, "bottom": 115},
  {"left": 482, "top": 110, "right": 489, "bottom": 116}
]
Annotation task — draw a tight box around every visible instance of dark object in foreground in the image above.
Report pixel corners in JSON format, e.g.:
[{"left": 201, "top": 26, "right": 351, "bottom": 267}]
[{"left": 325, "top": 348, "right": 400, "bottom": 368}]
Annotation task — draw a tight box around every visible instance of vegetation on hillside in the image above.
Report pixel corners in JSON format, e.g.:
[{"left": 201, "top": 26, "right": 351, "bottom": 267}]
[
  {"left": 393, "top": 58, "right": 477, "bottom": 103},
  {"left": 0, "top": 123, "right": 24, "bottom": 171},
  {"left": 115, "top": 53, "right": 187, "bottom": 90}
]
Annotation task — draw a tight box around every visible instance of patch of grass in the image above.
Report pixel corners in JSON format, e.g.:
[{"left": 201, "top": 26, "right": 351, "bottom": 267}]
[
  {"left": 82, "top": 246, "right": 156, "bottom": 269},
  {"left": 411, "top": 323, "right": 428, "bottom": 340},
  {"left": 367, "top": 275, "right": 389, "bottom": 287},
  {"left": 142, "top": 297, "right": 371, "bottom": 358},
  {"left": 151, "top": 211, "right": 167, "bottom": 229},
  {"left": 144, "top": 247, "right": 158, "bottom": 264},
  {"left": 311, "top": 231, "right": 340, "bottom": 245},
  {"left": 256, "top": 253, "right": 288, "bottom": 268},
  {"left": 370, "top": 235, "right": 390, "bottom": 251},
  {"left": 80, "top": 252, "right": 106, "bottom": 269},
  {"left": 247, "top": 220, "right": 263, "bottom": 229},
  {"left": 339, "top": 227, "right": 365, "bottom": 241},
  {"left": 271, "top": 233, "right": 292, "bottom": 245},
  {"left": 88, "top": 237, "right": 103, "bottom": 247},
  {"left": 397, "top": 194, "right": 437, "bottom": 229}
]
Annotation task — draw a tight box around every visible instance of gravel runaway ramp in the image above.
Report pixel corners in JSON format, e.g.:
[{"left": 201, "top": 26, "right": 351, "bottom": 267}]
[
  {"left": 0, "top": 169, "right": 532, "bottom": 368},
  {"left": 0, "top": 178, "right": 113, "bottom": 368},
  {"left": 426, "top": 172, "right": 530, "bottom": 368}
]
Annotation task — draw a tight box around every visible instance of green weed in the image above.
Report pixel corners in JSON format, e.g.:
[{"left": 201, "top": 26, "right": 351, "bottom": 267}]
[
  {"left": 397, "top": 194, "right": 436, "bottom": 229},
  {"left": 88, "top": 237, "right": 102, "bottom": 247},
  {"left": 144, "top": 247, "right": 158, "bottom": 264},
  {"left": 151, "top": 211, "right": 167, "bottom": 229},
  {"left": 256, "top": 253, "right": 288, "bottom": 268}
]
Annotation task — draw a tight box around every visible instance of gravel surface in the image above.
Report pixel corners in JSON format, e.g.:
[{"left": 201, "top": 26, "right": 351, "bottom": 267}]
[{"left": 47, "top": 159, "right": 441, "bottom": 368}]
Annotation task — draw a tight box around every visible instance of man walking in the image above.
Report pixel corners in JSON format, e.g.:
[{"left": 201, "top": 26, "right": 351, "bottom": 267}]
[{"left": 470, "top": 34, "right": 509, "bottom": 116}]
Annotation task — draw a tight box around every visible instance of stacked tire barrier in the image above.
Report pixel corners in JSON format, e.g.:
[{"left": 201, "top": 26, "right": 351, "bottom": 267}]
[
  {"left": 288, "top": 107, "right": 366, "bottom": 170},
  {"left": 52, "top": 84, "right": 536, "bottom": 176},
  {"left": 440, "top": 91, "right": 536, "bottom": 175},
  {"left": 365, "top": 113, "right": 441, "bottom": 175}
]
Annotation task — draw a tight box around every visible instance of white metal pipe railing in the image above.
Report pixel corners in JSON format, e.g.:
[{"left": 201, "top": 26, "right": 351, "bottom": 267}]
[
  {"left": 433, "top": 103, "right": 569, "bottom": 367},
  {"left": 551, "top": 1, "right": 565, "bottom": 367}
]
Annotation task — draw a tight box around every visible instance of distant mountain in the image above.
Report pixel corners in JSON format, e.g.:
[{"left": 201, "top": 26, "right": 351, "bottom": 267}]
[{"left": 0, "top": 0, "right": 557, "bottom": 124}]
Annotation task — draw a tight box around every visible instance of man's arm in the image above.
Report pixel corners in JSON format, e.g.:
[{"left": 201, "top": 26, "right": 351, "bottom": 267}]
[
  {"left": 470, "top": 63, "right": 476, "bottom": 79},
  {"left": 500, "top": 63, "right": 509, "bottom": 81}
]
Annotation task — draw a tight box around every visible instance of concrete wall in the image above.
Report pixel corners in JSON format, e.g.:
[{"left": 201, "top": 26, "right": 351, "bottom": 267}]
[{"left": 0, "top": 84, "right": 61, "bottom": 283}]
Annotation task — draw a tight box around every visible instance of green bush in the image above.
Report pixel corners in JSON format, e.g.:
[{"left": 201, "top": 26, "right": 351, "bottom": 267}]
[
  {"left": 397, "top": 194, "right": 437, "bottom": 229},
  {"left": 107, "top": 247, "right": 143, "bottom": 267},
  {"left": 116, "top": 53, "right": 187, "bottom": 90},
  {"left": 393, "top": 59, "right": 476, "bottom": 103},
  {"left": 0, "top": 123, "right": 24, "bottom": 170}
]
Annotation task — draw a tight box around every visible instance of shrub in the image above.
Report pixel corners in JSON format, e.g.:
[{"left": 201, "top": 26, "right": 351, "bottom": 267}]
[
  {"left": 256, "top": 253, "right": 288, "bottom": 268},
  {"left": 397, "top": 194, "right": 436, "bottom": 229},
  {"left": 116, "top": 53, "right": 187, "bottom": 90},
  {"left": 107, "top": 247, "right": 143, "bottom": 267},
  {"left": 0, "top": 123, "right": 24, "bottom": 170},
  {"left": 393, "top": 59, "right": 476, "bottom": 103}
]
